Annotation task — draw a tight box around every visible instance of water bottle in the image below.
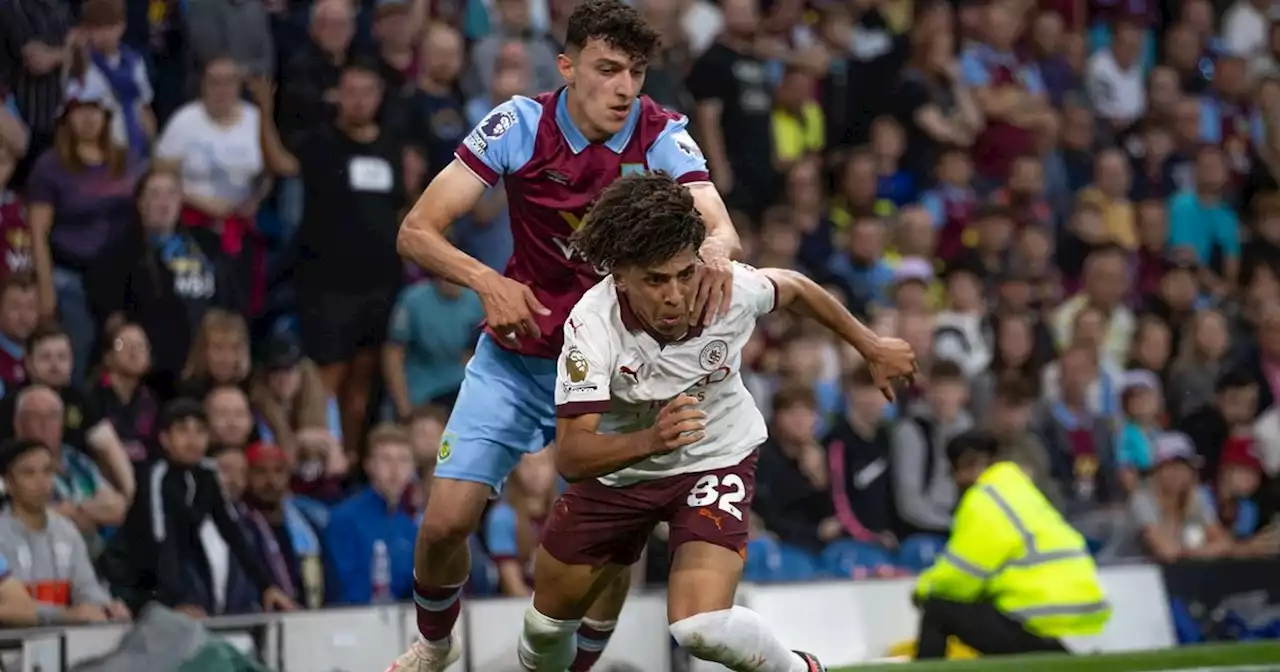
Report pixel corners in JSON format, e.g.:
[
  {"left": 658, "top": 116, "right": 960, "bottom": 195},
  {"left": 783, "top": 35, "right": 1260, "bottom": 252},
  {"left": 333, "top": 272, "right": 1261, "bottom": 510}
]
[{"left": 371, "top": 540, "right": 392, "bottom": 604}]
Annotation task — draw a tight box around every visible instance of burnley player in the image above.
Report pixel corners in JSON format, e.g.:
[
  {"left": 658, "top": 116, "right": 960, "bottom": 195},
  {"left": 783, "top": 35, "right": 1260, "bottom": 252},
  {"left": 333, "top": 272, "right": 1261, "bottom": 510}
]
[
  {"left": 390, "top": 0, "right": 740, "bottom": 670},
  {"left": 516, "top": 173, "right": 917, "bottom": 672}
]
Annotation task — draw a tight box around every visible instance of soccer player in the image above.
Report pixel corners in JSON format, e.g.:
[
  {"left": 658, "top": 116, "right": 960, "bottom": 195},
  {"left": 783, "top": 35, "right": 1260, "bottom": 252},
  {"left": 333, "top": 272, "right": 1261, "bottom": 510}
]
[
  {"left": 389, "top": 0, "right": 740, "bottom": 669},
  {"left": 517, "top": 172, "right": 917, "bottom": 672}
]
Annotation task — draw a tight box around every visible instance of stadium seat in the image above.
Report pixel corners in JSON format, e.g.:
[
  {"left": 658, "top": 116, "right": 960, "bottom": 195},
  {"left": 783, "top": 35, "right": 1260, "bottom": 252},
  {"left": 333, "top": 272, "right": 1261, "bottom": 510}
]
[
  {"left": 466, "top": 536, "right": 501, "bottom": 596},
  {"left": 743, "top": 537, "right": 821, "bottom": 583},
  {"left": 898, "top": 535, "right": 947, "bottom": 572},
  {"left": 820, "top": 539, "right": 896, "bottom": 578}
]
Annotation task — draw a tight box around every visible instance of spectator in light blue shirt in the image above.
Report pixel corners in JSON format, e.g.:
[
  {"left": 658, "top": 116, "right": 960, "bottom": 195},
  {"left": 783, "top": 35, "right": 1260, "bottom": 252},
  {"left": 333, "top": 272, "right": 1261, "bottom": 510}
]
[
  {"left": 383, "top": 279, "right": 484, "bottom": 416},
  {"left": 1166, "top": 146, "right": 1239, "bottom": 286}
]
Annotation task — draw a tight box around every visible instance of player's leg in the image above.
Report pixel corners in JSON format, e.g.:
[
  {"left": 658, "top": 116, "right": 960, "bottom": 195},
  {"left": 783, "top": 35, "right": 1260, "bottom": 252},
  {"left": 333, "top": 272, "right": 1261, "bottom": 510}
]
[
  {"left": 522, "top": 477, "right": 658, "bottom": 671},
  {"left": 665, "top": 455, "right": 825, "bottom": 672},
  {"left": 569, "top": 570, "right": 630, "bottom": 671},
  {"left": 392, "top": 336, "right": 545, "bottom": 671}
]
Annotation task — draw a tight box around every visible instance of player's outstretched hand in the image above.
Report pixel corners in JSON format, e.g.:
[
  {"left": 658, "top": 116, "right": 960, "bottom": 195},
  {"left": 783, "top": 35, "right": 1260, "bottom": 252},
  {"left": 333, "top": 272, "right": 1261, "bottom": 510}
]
[
  {"left": 691, "top": 252, "right": 734, "bottom": 326},
  {"left": 475, "top": 271, "right": 551, "bottom": 347},
  {"left": 866, "top": 337, "right": 918, "bottom": 402},
  {"left": 650, "top": 394, "right": 707, "bottom": 454}
]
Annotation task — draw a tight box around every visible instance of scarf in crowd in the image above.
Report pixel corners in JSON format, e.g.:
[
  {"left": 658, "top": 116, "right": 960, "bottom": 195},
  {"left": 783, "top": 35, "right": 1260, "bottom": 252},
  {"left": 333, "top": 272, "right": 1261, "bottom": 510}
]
[{"left": 90, "top": 47, "right": 148, "bottom": 157}]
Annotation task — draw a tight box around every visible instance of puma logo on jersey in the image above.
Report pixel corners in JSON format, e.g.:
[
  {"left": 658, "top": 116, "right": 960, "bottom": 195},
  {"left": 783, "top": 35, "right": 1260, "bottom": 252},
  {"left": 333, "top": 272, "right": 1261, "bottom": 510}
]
[
  {"left": 619, "top": 365, "right": 640, "bottom": 383},
  {"left": 698, "top": 507, "right": 724, "bottom": 530}
]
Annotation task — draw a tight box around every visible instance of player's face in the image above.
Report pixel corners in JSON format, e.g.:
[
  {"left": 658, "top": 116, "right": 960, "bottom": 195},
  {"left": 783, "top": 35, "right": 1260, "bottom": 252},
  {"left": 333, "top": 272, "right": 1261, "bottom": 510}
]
[
  {"left": 616, "top": 247, "right": 699, "bottom": 337},
  {"left": 562, "top": 39, "right": 647, "bottom": 137}
]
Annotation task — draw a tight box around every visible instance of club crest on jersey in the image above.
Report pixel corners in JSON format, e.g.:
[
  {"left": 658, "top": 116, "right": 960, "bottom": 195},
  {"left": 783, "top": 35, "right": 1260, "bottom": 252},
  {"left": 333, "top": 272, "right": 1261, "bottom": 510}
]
[
  {"left": 480, "top": 109, "right": 518, "bottom": 139},
  {"left": 621, "top": 163, "right": 645, "bottom": 176},
  {"left": 565, "top": 347, "right": 590, "bottom": 383},
  {"left": 698, "top": 340, "right": 728, "bottom": 371},
  {"left": 438, "top": 431, "right": 455, "bottom": 462}
]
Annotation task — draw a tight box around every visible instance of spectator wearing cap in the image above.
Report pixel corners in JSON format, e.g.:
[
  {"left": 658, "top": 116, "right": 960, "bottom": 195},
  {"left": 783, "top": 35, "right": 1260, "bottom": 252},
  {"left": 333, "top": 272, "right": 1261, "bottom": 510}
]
[
  {"left": 241, "top": 442, "right": 324, "bottom": 609},
  {"left": 185, "top": 0, "right": 275, "bottom": 80},
  {"left": 180, "top": 309, "right": 251, "bottom": 401},
  {"left": 250, "top": 334, "right": 347, "bottom": 503},
  {"left": 75, "top": 0, "right": 154, "bottom": 159},
  {"left": 384, "top": 276, "right": 483, "bottom": 419},
  {"left": 27, "top": 77, "right": 144, "bottom": 379},
  {"left": 91, "top": 166, "right": 236, "bottom": 395},
  {"left": 1167, "top": 308, "right": 1234, "bottom": 421},
  {"left": 90, "top": 321, "right": 160, "bottom": 465},
  {"left": 1115, "top": 370, "right": 1164, "bottom": 486},
  {"left": 324, "top": 423, "right": 417, "bottom": 605},
  {"left": 11, "top": 385, "right": 127, "bottom": 550},
  {"left": 101, "top": 399, "right": 295, "bottom": 616},
  {"left": 155, "top": 56, "right": 267, "bottom": 314},
  {"left": 0, "top": 437, "right": 130, "bottom": 625},
  {"left": 1206, "top": 437, "right": 1277, "bottom": 552},
  {"left": 0, "top": 275, "right": 39, "bottom": 397},
  {"left": 1167, "top": 146, "right": 1240, "bottom": 291},
  {"left": 1124, "top": 432, "right": 1234, "bottom": 562}
]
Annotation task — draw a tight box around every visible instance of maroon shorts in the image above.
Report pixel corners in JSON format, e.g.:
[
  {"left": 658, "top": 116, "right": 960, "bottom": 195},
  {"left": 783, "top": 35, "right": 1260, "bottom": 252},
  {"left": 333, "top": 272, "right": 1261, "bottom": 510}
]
[{"left": 541, "top": 452, "right": 758, "bottom": 567}]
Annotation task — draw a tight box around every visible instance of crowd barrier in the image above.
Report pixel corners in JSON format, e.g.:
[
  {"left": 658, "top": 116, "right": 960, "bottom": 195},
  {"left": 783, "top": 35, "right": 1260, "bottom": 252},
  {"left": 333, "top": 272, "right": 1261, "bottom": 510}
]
[{"left": 0, "top": 563, "right": 1205, "bottom": 672}]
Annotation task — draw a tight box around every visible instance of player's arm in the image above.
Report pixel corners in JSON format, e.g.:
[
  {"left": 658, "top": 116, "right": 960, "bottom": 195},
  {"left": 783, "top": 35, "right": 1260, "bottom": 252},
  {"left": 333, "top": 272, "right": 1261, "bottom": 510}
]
[
  {"left": 762, "top": 267, "right": 883, "bottom": 360},
  {"left": 647, "top": 118, "right": 741, "bottom": 261}
]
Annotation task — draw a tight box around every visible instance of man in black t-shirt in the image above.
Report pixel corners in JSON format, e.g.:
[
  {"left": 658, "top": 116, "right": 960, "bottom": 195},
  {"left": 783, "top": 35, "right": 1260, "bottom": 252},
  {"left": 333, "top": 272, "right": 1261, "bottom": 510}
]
[
  {"left": 686, "top": 0, "right": 775, "bottom": 218},
  {"left": 0, "top": 325, "right": 134, "bottom": 499},
  {"left": 254, "top": 61, "right": 406, "bottom": 458}
]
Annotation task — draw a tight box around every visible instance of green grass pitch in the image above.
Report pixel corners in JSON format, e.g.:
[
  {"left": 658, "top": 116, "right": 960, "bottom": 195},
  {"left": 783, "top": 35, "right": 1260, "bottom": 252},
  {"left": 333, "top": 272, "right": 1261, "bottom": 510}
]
[{"left": 832, "top": 641, "right": 1280, "bottom": 671}]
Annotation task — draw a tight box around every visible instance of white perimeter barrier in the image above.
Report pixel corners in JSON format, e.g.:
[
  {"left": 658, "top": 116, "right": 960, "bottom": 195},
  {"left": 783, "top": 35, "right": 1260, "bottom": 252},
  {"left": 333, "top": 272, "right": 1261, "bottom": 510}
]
[{"left": 0, "top": 564, "right": 1174, "bottom": 671}]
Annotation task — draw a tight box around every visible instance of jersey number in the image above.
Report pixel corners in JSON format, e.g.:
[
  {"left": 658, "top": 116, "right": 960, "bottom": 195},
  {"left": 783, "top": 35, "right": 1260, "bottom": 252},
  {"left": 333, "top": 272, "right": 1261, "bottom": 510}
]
[{"left": 686, "top": 474, "right": 746, "bottom": 521}]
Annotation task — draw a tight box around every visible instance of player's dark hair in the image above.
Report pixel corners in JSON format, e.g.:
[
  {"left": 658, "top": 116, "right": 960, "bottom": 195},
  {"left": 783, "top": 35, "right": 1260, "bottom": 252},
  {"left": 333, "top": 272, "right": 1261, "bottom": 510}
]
[
  {"left": 564, "top": 0, "right": 660, "bottom": 62},
  {"left": 571, "top": 172, "right": 705, "bottom": 272}
]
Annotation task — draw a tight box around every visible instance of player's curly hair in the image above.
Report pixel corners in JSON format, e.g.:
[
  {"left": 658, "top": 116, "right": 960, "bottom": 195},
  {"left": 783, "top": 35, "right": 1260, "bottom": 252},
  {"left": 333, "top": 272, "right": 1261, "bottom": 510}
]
[
  {"left": 565, "top": 0, "right": 660, "bottom": 62},
  {"left": 571, "top": 172, "right": 705, "bottom": 273}
]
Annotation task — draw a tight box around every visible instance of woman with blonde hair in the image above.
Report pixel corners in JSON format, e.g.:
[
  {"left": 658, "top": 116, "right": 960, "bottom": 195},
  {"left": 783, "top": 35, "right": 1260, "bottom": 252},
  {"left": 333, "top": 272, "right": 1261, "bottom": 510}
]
[
  {"left": 180, "top": 308, "right": 251, "bottom": 399},
  {"left": 251, "top": 335, "right": 347, "bottom": 503},
  {"left": 1167, "top": 309, "right": 1233, "bottom": 421}
]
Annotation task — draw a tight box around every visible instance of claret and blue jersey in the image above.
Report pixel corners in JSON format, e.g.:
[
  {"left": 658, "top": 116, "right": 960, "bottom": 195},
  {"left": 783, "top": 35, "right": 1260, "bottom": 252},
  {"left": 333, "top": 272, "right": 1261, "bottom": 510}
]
[{"left": 437, "top": 89, "right": 713, "bottom": 492}]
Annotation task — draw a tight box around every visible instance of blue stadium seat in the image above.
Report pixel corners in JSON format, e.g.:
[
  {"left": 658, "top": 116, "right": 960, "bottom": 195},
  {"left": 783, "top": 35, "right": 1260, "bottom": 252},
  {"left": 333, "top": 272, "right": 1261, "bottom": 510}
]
[
  {"left": 466, "top": 536, "right": 500, "bottom": 596},
  {"left": 743, "top": 537, "right": 821, "bottom": 583},
  {"left": 820, "top": 539, "right": 896, "bottom": 578},
  {"left": 898, "top": 535, "right": 947, "bottom": 572}
]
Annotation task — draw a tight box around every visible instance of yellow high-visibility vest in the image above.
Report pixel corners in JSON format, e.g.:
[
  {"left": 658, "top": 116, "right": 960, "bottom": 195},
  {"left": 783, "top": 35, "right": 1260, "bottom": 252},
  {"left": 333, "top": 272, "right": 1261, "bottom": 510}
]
[{"left": 914, "top": 462, "right": 1112, "bottom": 638}]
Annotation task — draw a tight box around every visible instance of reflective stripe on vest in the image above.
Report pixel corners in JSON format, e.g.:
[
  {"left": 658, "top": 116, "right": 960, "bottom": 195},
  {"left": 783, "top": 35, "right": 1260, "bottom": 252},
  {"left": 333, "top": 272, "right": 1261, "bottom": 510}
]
[{"left": 979, "top": 484, "right": 1092, "bottom": 569}]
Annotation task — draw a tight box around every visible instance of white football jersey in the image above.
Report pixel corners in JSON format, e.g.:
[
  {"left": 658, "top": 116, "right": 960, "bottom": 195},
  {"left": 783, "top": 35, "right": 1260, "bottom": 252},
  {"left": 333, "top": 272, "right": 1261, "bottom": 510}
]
[{"left": 555, "top": 263, "right": 778, "bottom": 486}]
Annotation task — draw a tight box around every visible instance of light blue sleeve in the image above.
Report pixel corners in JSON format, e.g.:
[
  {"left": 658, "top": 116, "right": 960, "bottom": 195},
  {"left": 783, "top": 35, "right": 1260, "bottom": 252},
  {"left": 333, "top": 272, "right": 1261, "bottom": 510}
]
[
  {"left": 1020, "top": 64, "right": 1046, "bottom": 95},
  {"left": 1215, "top": 208, "right": 1241, "bottom": 258},
  {"left": 920, "top": 192, "right": 945, "bottom": 228},
  {"left": 456, "top": 96, "right": 543, "bottom": 186},
  {"left": 647, "top": 116, "right": 710, "bottom": 183},
  {"left": 387, "top": 289, "right": 413, "bottom": 345},
  {"left": 326, "top": 398, "right": 342, "bottom": 440},
  {"left": 960, "top": 50, "right": 990, "bottom": 88},
  {"left": 484, "top": 503, "right": 519, "bottom": 558},
  {"left": 1198, "top": 98, "right": 1221, "bottom": 143}
]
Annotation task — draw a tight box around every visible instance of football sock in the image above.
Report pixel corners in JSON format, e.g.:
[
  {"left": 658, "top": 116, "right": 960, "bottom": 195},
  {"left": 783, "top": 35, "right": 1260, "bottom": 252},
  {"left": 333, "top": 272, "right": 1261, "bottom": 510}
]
[
  {"left": 518, "top": 606, "right": 581, "bottom": 671},
  {"left": 413, "top": 577, "right": 466, "bottom": 648},
  {"left": 669, "top": 606, "right": 808, "bottom": 672},
  {"left": 569, "top": 617, "right": 617, "bottom": 671}
]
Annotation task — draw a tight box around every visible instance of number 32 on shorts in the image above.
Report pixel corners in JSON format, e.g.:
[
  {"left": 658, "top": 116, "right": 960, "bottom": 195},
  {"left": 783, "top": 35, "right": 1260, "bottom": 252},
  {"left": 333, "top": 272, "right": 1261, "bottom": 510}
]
[{"left": 686, "top": 474, "right": 746, "bottom": 520}]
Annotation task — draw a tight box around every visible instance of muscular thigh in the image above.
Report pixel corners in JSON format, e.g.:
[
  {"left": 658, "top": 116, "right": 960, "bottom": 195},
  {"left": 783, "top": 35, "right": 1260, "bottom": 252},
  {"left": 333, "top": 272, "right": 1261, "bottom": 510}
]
[{"left": 540, "top": 478, "right": 665, "bottom": 569}]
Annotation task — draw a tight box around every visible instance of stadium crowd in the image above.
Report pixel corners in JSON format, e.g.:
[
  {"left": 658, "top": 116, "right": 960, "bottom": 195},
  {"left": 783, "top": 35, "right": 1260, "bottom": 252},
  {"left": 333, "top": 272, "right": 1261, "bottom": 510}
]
[{"left": 0, "top": 0, "right": 1275, "bottom": 628}]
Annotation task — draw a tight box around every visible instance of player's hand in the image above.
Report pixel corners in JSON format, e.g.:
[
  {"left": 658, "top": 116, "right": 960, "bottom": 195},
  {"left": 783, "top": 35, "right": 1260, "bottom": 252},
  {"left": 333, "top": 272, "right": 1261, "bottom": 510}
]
[
  {"left": 649, "top": 394, "right": 706, "bottom": 454},
  {"left": 691, "top": 249, "right": 733, "bottom": 326},
  {"left": 475, "top": 270, "right": 551, "bottom": 346},
  {"left": 865, "top": 336, "right": 918, "bottom": 402}
]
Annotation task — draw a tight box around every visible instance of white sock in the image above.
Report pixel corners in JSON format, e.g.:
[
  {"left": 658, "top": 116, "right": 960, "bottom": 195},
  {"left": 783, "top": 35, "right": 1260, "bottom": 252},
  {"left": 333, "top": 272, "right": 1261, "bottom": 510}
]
[
  {"left": 669, "top": 606, "right": 807, "bottom": 672},
  {"left": 517, "top": 605, "right": 581, "bottom": 671}
]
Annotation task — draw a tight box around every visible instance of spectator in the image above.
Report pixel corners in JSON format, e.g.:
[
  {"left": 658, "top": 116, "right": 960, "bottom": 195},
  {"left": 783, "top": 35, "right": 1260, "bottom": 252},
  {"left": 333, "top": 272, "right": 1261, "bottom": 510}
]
[
  {"left": 1239, "top": 304, "right": 1280, "bottom": 413},
  {"left": 92, "top": 166, "right": 235, "bottom": 394},
  {"left": 688, "top": 0, "right": 775, "bottom": 217},
  {"left": 185, "top": 0, "right": 275, "bottom": 79},
  {"left": 91, "top": 321, "right": 160, "bottom": 465},
  {"left": 889, "top": 359, "right": 971, "bottom": 540},
  {"left": 1051, "top": 244, "right": 1135, "bottom": 366},
  {"left": 988, "top": 375, "right": 1062, "bottom": 510},
  {"left": 371, "top": 0, "right": 421, "bottom": 96},
  {"left": 1126, "top": 315, "right": 1173, "bottom": 377},
  {"left": 932, "top": 262, "right": 991, "bottom": 379},
  {"left": 256, "top": 61, "right": 407, "bottom": 459},
  {"left": 0, "top": 274, "right": 38, "bottom": 396},
  {"left": 1182, "top": 368, "right": 1260, "bottom": 482},
  {"left": 324, "top": 423, "right": 417, "bottom": 604},
  {"left": 485, "top": 449, "right": 556, "bottom": 597},
  {"left": 893, "top": 28, "right": 980, "bottom": 185},
  {"left": 1085, "top": 20, "right": 1146, "bottom": 134},
  {"left": 0, "top": 326, "right": 134, "bottom": 500},
  {"left": 210, "top": 443, "right": 247, "bottom": 507},
  {"left": 27, "top": 77, "right": 144, "bottom": 377},
  {"left": 242, "top": 442, "right": 324, "bottom": 610},
  {"left": 918, "top": 148, "right": 979, "bottom": 263},
  {"left": 0, "top": 552, "right": 38, "bottom": 627},
  {"left": 206, "top": 385, "right": 257, "bottom": 452},
  {"left": 1167, "top": 308, "right": 1234, "bottom": 421},
  {"left": 179, "top": 309, "right": 251, "bottom": 400},
  {"left": 636, "top": 0, "right": 693, "bottom": 112},
  {"left": 1241, "top": 191, "right": 1280, "bottom": 281},
  {"left": 1224, "top": 0, "right": 1274, "bottom": 63},
  {"left": 404, "top": 24, "right": 468, "bottom": 190},
  {"left": 384, "top": 277, "right": 483, "bottom": 418},
  {"left": 0, "top": 0, "right": 74, "bottom": 173},
  {"left": 464, "top": 0, "right": 559, "bottom": 99},
  {"left": 1167, "top": 146, "right": 1240, "bottom": 291},
  {"left": 1115, "top": 371, "right": 1164, "bottom": 488},
  {"left": 1129, "top": 127, "right": 1178, "bottom": 202},
  {"left": 0, "top": 437, "right": 130, "bottom": 624},
  {"left": 1077, "top": 149, "right": 1137, "bottom": 249},
  {"left": 1207, "top": 436, "right": 1277, "bottom": 552},
  {"left": 0, "top": 147, "right": 32, "bottom": 284},
  {"left": 102, "top": 399, "right": 295, "bottom": 616},
  {"left": 155, "top": 56, "right": 267, "bottom": 314},
  {"left": 1125, "top": 432, "right": 1233, "bottom": 562},
  {"left": 970, "top": 312, "right": 1051, "bottom": 416},
  {"left": 1133, "top": 200, "right": 1171, "bottom": 296},
  {"left": 772, "top": 66, "right": 824, "bottom": 172},
  {"left": 277, "top": 0, "right": 357, "bottom": 140},
  {"left": 76, "top": 0, "right": 155, "bottom": 158},
  {"left": 11, "top": 385, "right": 127, "bottom": 546},
  {"left": 1034, "top": 345, "right": 1123, "bottom": 514},
  {"left": 824, "top": 366, "right": 895, "bottom": 548},
  {"left": 755, "top": 385, "right": 840, "bottom": 555}
]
